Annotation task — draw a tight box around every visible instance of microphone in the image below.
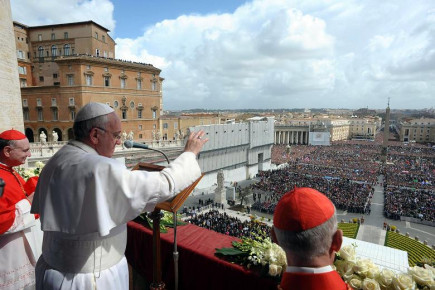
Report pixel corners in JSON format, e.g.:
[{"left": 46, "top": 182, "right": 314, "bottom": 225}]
[
  {"left": 124, "top": 140, "right": 170, "bottom": 164},
  {"left": 124, "top": 140, "right": 149, "bottom": 149}
]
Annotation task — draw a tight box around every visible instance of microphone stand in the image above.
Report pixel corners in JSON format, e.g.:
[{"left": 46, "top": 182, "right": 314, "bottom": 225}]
[
  {"left": 146, "top": 147, "right": 170, "bottom": 165},
  {"left": 143, "top": 145, "right": 179, "bottom": 290}
]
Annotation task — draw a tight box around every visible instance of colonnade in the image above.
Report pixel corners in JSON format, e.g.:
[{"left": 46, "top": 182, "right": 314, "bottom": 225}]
[{"left": 274, "top": 130, "right": 309, "bottom": 145}]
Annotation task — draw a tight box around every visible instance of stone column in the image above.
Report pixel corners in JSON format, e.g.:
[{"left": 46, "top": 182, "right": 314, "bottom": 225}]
[
  {"left": 291, "top": 131, "right": 294, "bottom": 144},
  {"left": 0, "top": 0, "right": 24, "bottom": 133}
]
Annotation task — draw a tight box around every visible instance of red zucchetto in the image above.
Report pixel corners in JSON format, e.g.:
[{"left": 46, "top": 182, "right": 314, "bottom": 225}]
[
  {"left": 0, "top": 129, "right": 26, "bottom": 140},
  {"left": 273, "top": 187, "right": 335, "bottom": 232}
]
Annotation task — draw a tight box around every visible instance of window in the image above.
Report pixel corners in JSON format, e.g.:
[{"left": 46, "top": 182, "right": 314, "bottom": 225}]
[
  {"left": 23, "top": 110, "right": 29, "bottom": 121},
  {"left": 22, "top": 99, "right": 28, "bottom": 107},
  {"left": 38, "top": 46, "right": 44, "bottom": 57},
  {"left": 53, "top": 73, "right": 58, "bottom": 79},
  {"left": 38, "top": 34, "right": 42, "bottom": 41},
  {"left": 64, "top": 32, "right": 68, "bottom": 39},
  {"left": 70, "top": 110, "right": 75, "bottom": 120},
  {"left": 137, "top": 79, "right": 142, "bottom": 89},
  {"left": 95, "top": 32, "right": 98, "bottom": 39},
  {"left": 121, "top": 78, "right": 126, "bottom": 89},
  {"left": 67, "top": 75, "right": 74, "bottom": 86},
  {"left": 64, "top": 44, "right": 70, "bottom": 56},
  {"left": 139, "top": 134, "right": 143, "bottom": 139},
  {"left": 138, "top": 125, "right": 142, "bottom": 130},
  {"left": 163, "top": 123, "right": 168, "bottom": 129},
  {"left": 174, "top": 123, "right": 178, "bottom": 129},
  {"left": 86, "top": 65, "right": 91, "bottom": 70},
  {"left": 52, "top": 108, "right": 58, "bottom": 120},
  {"left": 18, "top": 66, "right": 26, "bottom": 74},
  {"left": 122, "top": 110, "right": 127, "bottom": 119},
  {"left": 51, "top": 98, "right": 57, "bottom": 106},
  {"left": 152, "top": 111, "right": 156, "bottom": 119},
  {"left": 36, "top": 98, "right": 42, "bottom": 106},
  {"left": 51, "top": 33, "right": 55, "bottom": 40},
  {"left": 102, "top": 35, "right": 105, "bottom": 42},
  {"left": 51, "top": 45, "right": 57, "bottom": 56},
  {"left": 69, "top": 98, "right": 75, "bottom": 106},
  {"left": 130, "top": 101, "right": 134, "bottom": 108},
  {"left": 39, "top": 76, "right": 44, "bottom": 82},
  {"left": 86, "top": 75, "right": 93, "bottom": 86},
  {"left": 20, "top": 79, "right": 27, "bottom": 87},
  {"left": 153, "top": 124, "right": 156, "bottom": 129},
  {"left": 17, "top": 50, "right": 24, "bottom": 59},
  {"left": 113, "top": 100, "right": 119, "bottom": 108},
  {"left": 103, "top": 51, "right": 107, "bottom": 57},
  {"left": 151, "top": 81, "right": 156, "bottom": 91},
  {"left": 104, "top": 76, "right": 110, "bottom": 87},
  {"left": 138, "top": 110, "right": 142, "bottom": 118},
  {"left": 37, "top": 109, "right": 43, "bottom": 121},
  {"left": 104, "top": 67, "right": 108, "bottom": 72}
]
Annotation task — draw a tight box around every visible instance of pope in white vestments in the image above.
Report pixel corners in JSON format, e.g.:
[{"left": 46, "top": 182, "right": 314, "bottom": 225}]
[{"left": 31, "top": 103, "right": 208, "bottom": 290}]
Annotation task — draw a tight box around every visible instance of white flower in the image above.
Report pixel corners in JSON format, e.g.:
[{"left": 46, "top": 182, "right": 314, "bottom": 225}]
[
  {"left": 339, "top": 245, "right": 357, "bottom": 262},
  {"left": 354, "top": 259, "right": 372, "bottom": 277},
  {"left": 408, "top": 266, "right": 434, "bottom": 287},
  {"left": 349, "top": 275, "right": 363, "bottom": 289},
  {"left": 392, "top": 273, "right": 416, "bottom": 290},
  {"left": 35, "top": 161, "right": 45, "bottom": 168},
  {"left": 377, "top": 268, "right": 394, "bottom": 288},
  {"left": 335, "top": 260, "right": 355, "bottom": 281},
  {"left": 268, "top": 264, "right": 279, "bottom": 276},
  {"left": 362, "top": 278, "right": 381, "bottom": 290}
]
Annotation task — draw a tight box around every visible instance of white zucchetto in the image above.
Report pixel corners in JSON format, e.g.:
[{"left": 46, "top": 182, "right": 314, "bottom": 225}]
[{"left": 75, "top": 102, "right": 114, "bottom": 122}]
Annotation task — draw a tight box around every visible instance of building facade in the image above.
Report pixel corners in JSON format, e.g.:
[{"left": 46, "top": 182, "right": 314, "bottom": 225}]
[
  {"left": 274, "top": 117, "right": 379, "bottom": 145},
  {"left": 399, "top": 118, "right": 435, "bottom": 143},
  {"left": 191, "top": 117, "right": 274, "bottom": 188},
  {"left": 13, "top": 20, "right": 163, "bottom": 142},
  {"left": 159, "top": 113, "right": 221, "bottom": 141}
]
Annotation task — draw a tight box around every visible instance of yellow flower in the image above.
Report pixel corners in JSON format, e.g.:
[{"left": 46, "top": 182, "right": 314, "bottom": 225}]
[
  {"left": 362, "top": 278, "right": 381, "bottom": 290},
  {"left": 392, "top": 273, "right": 415, "bottom": 290}
]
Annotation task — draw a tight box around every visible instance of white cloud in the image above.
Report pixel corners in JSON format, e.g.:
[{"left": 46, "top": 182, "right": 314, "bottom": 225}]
[
  {"left": 11, "top": 0, "right": 435, "bottom": 109},
  {"left": 11, "top": 0, "right": 115, "bottom": 32}
]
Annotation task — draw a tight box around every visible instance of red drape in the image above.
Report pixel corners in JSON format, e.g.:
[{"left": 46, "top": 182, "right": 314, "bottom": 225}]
[{"left": 126, "top": 221, "right": 278, "bottom": 290}]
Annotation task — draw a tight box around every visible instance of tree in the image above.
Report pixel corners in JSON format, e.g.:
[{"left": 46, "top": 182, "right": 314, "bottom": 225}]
[{"left": 239, "top": 187, "right": 251, "bottom": 206}]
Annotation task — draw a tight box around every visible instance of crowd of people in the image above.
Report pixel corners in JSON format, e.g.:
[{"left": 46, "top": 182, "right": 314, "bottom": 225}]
[
  {"left": 270, "top": 133, "right": 434, "bottom": 223},
  {"left": 384, "top": 187, "right": 434, "bottom": 222},
  {"left": 251, "top": 168, "right": 373, "bottom": 215},
  {"left": 186, "top": 210, "right": 270, "bottom": 239}
]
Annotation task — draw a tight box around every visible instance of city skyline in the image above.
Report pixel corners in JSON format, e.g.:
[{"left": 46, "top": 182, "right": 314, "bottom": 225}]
[{"left": 11, "top": 0, "right": 435, "bottom": 110}]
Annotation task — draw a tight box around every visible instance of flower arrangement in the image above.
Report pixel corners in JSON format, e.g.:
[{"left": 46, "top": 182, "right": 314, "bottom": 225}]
[
  {"left": 138, "top": 210, "right": 186, "bottom": 233},
  {"left": 16, "top": 161, "right": 45, "bottom": 181},
  {"left": 215, "top": 230, "right": 287, "bottom": 278},
  {"left": 335, "top": 244, "right": 435, "bottom": 289}
]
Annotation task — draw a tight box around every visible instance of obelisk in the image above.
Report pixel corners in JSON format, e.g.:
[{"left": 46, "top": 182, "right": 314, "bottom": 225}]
[
  {"left": 0, "top": 0, "right": 24, "bottom": 133},
  {"left": 381, "top": 98, "right": 390, "bottom": 163}
]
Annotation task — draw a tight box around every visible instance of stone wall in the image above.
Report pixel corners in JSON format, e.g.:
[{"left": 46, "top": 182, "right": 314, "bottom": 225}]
[{"left": 0, "top": 0, "right": 24, "bottom": 132}]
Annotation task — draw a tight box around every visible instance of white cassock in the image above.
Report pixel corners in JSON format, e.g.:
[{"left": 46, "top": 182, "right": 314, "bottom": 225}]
[
  {"left": 31, "top": 140, "right": 201, "bottom": 290},
  {"left": 0, "top": 200, "right": 43, "bottom": 290}
]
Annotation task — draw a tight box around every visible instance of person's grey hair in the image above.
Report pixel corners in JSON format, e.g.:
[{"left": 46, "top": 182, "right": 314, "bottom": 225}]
[
  {"left": 0, "top": 139, "right": 16, "bottom": 151},
  {"left": 274, "top": 209, "right": 338, "bottom": 261},
  {"left": 73, "top": 114, "right": 109, "bottom": 141}
]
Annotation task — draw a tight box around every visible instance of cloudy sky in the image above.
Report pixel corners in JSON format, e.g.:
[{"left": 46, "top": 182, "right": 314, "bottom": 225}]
[{"left": 11, "top": 0, "right": 435, "bottom": 110}]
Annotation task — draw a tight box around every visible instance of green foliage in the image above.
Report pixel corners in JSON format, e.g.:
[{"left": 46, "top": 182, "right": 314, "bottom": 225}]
[
  {"left": 385, "top": 231, "right": 435, "bottom": 267},
  {"left": 338, "top": 222, "right": 359, "bottom": 239}
]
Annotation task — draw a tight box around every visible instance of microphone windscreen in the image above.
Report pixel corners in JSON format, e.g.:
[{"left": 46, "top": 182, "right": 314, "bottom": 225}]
[{"left": 124, "top": 140, "right": 133, "bottom": 148}]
